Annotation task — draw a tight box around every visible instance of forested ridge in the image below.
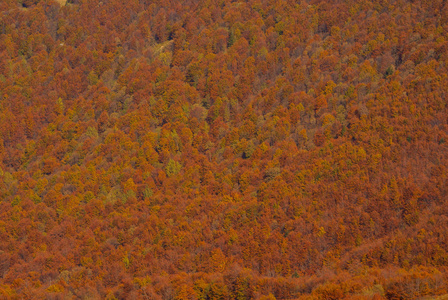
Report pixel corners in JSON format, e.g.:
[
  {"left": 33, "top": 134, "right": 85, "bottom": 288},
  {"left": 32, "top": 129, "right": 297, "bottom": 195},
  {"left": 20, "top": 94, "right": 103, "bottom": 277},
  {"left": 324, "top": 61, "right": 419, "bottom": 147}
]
[{"left": 1, "top": 0, "right": 448, "bottom": 298}]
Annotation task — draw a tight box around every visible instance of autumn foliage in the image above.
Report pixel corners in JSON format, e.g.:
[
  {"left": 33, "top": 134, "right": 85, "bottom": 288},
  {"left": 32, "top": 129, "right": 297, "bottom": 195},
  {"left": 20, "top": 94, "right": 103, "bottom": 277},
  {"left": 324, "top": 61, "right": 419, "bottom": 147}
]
[{"left": 1, "top": 0, "right": 448, "bottom": 298}]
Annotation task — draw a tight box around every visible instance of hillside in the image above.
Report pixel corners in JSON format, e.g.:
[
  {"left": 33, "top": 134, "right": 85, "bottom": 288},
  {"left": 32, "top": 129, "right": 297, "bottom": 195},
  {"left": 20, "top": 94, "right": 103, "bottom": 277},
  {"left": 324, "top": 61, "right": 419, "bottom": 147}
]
[{"left": 1, "top": 0, "right": 448, "bottom": 298}]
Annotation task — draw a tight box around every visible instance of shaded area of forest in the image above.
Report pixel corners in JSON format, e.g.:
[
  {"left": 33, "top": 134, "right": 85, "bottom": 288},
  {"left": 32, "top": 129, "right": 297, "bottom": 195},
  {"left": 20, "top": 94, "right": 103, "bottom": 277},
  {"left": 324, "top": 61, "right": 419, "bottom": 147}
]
[{"left": 1, "top": 0, "right": 448, "bottom": 298}]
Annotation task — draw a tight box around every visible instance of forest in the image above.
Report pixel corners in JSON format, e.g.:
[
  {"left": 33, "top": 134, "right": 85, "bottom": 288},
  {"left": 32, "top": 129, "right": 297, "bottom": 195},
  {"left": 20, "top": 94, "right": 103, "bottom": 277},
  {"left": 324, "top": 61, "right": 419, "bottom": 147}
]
[{"left": 1, "top": 0, "right": 448, "bottom": 298}]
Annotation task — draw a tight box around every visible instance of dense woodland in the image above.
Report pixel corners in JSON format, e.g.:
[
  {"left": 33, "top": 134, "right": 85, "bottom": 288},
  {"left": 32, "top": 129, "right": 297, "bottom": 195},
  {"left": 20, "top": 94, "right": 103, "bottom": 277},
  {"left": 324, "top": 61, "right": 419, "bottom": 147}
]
[{"left": 1, "top": 0, "right": 448, "bottom": 298}]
